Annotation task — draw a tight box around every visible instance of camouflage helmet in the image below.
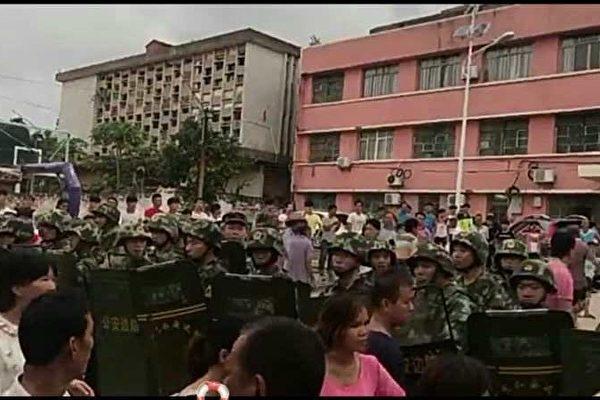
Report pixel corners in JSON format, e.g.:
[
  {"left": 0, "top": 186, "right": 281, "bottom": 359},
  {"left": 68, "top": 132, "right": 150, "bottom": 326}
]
[
  {"left": 367, "top": 239, "right": 397, "bottom": 263},
  {"left": 36, "top": 209, "right": 72, "bottom": 233},
  {"left": 0, "top": 219, "right": 14, "bottom": 235},
  {"left": 93, "top": 203, "right": 121, "bottom": 225},
  {"left": 451, "top": 231, "right": 489, "bottom": 266},
  {"left": 509, "top": 259, "right": 557, "bottom": 294},
  {"left": 64, "top": 220, "right": 101, "bottom": 245},
  {"left": 495, "top": 238, "right": 528, "bottom": 262},
  {"left": 9, "top": 217, "right": 34, "bottom": 243},
  {"left": 182, "top": 219, "right": 222, "bottom": 250},
  {"left": 247, "top": 228, "right": 284, "bottom": 256},
  {"left": 329, "top": 232, "right": 369, "bottom": 262},
  {"left": 115, "top": 222, "right": 152, "bottom": 247},
  {"left": 408, "top": 242, "right": 455, "bottom": 276},
  {"left": 146, "top": 213, "right": 179, "bottom": 241}
]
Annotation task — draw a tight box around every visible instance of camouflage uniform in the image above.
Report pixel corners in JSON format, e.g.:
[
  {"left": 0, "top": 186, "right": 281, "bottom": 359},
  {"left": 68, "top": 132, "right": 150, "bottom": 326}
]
[
  {"left": 323, "top": 232, "right": 372, "bottom": 297},
  {"left": 246, "top": 227, "right": 289, "bottom": 278},
  {"left": 63, "top": 220, "right": 104, "bottom": 291},
  {"left": 220, "top": 211, "right": 252, "bottom": 274},
  {"left": 181, "top": 219, "right": 226, "bottom": 298},
  {"left": 101, "top": 222, "right": 153, "bottom": 270},
  {"left": 453, "top": 231, "right": 516, "bottom": 311},
  {"left": 395, "top": 242, "right": 475, "bottom": 349},
  {"left": 365, "top": 239, "right": 398, "bottom": 283},
  {"left": 0, "top": 219, "right": 15, "bottom": 253},
  {"left": 35, "top": 209, "right": 72, "bottom": 253},
  {"left": 146, "top": 213, "right": 183, "bottom": 263},
  {"left": 509, "top": 259, "right": 557, "bottom": 309},
  {"left": 92, "top": 204, "right": 121, "bottom": 252},
  {"left": 492, "top": 239, "right": 528, "bottom": 300}
]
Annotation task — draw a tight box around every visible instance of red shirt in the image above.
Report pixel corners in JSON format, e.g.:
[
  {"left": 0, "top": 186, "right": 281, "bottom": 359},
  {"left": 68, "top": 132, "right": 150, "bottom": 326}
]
[{"left": 144, "top": 207, "right": 162, "bottom": 218}]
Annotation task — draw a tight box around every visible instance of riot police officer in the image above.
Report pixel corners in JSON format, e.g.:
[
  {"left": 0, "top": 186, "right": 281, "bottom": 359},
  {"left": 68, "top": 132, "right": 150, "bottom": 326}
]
[
  {"left": 102, "top": 222, "right": 152, "bottom": 270},
  {"left": 509, "top": 259, "right": 557, "bottom": 309},
  {"left": 453, "top": 231, "right": 515, "bottom": 312},
  {"left": 493, "top": 238, "right": 528, "bottom": 295},
  {"left": 92, "top": 203, "right": 121, "bottom": 251},
  {"left": 366, "top": 239, "right": 398, "bottom": 280},
  {"left": 35, "top": 209, "right": 72, "bottom": 252},
  {"left": 182, "top": 219, "right": 226, "bottom": 293},
  {"left": 396, "top": 242, "right": 475, "bottom": 348},
  {"left": 246, "top": 227, "right": 289, "bottom": 278},
  {"left": 323, "top": 232, "right": 371, "bottom": 296},
  {"left": 221, "top": 211, "right": 249, "bottom": 241},
  {"left": 62, "top": 220, "right": 103, "bottom": 291},
  {"left": 0, "top": 219, "right": 15, "bottom": 251},
  {"left": 220, "top": 211, "right": 251, "bottom": 274},
  {"left": 146, "top": 213, "right": 183, "bottom": 263}
]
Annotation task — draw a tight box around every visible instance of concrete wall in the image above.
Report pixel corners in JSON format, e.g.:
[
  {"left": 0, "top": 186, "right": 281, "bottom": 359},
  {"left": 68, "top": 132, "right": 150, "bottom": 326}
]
[
  {"left": 57, "top": 75, "right": 97, "bottom": 142},
  {"left": 226, "top": 165, "right": 265, "bottom": 199}
]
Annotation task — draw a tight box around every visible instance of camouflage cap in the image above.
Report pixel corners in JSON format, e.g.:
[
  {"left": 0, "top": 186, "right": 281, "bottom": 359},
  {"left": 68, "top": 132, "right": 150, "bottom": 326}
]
[
  {"left": 408, "top": 242, "right": 454, "bottom": 276},
  {"left": 93, "top": 203, "right": 121, "bottom": 225},
  {"left": 182, "top": 219, "right": 222, "bottom": 250},
  {"left": 509, "top": 259, "right": 557, "bottom": 293},
  {"left": 115, "top": 222, "right": 152, "bottom": 247},
  {"left": 9, "top": 217, "right": 34, "bottom": 243},
  {"left": 36, "top": 209, "right": 72, "bottom": 233},
  {"left": 329, "top": 232, "right": 369, "bottom": 262},
  {"left": 367, "top": 239, "right": 397, "bottom": 261},
  {"left": 247, "top": 228, "right": 284, "bottom": 255},
  {"left": 146, "top": 213, "right": 179, "bottom": 241},
  {"left": 451, "top": 231, "right": 489, "bottom": 266},
  {"left": 222, "top": 211, "right": 248, "bottom": 226},
  {"left": 495, "top": 238, "right": 528, "bottom": 261},
  {"left": 64, "top": 220, "right": 101, "bottom": 245}
]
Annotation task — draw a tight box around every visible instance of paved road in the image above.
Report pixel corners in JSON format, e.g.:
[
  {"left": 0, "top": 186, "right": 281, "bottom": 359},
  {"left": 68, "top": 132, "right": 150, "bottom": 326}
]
[{"left": 576, "top": 292, "right": 600, "bottom": 331}]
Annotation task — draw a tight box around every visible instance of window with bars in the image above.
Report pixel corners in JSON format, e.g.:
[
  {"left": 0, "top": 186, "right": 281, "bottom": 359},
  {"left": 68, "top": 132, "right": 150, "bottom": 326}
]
[
  {"left": 306, "top": 193, "right": 336, "bottom": 211},
  {"left": 413, "top": 124, "right": 455, "bottom": 158},
  {"left": 419, "top": 55, "right": 462, "bottom": 90},
  {"left": 312, "top": 73, "right": 344, "bottom": 104},
  {"left": 479, "top": 119, "right": 529, "bottom": 156},
  {"left": 359, "top": 130, "right": 393, "bottom": 160},
  {"left": 309, "top": 133, "right": 340, "bottom": 162},
  {"left": 562, "top": 34, "right": 600, "bottom": 72},
  {"left": 363, "top": 65, "right": 397, "bottom": 97},
  {"left": 354, "top": 193, "right": 384, "bottom": 215},
  {"left": 555, "top": 113, "right": 600, "bottom": 153},
  {"left": 485, "top": 45, "right": 532, "bottom": 81}
]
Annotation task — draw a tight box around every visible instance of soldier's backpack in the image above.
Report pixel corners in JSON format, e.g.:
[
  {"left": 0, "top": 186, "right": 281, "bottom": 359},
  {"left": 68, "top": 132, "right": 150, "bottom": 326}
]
[
  {"left": 88, "top": 260, "right": 208, "bottom": 396},
  {"left": 466, "top": 309, "right": 573, "bottom": 396}
]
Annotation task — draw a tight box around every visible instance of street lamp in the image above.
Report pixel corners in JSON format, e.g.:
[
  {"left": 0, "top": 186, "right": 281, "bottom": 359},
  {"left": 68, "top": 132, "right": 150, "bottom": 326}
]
[{"left": 453, "top": 4, "right": 515, "bottom": 208}]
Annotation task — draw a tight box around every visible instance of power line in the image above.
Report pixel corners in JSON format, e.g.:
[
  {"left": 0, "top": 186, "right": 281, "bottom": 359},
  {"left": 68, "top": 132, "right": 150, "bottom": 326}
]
[
  {"left": 0, "top": 73, "right": 58, "bottom": 86},
  {"left": 0, "top": 95, "right": 57, "bottom": 113}
]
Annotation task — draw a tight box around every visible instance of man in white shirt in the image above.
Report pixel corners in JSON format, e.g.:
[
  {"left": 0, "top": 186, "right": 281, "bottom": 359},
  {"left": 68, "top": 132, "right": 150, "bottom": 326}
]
[
  {"left": 348, "top": 200, "right": 368, "bottom": 234},
  {"left": 3, "top": 291, "right": 95, "bottom": 397},
  {"left": 120, "top": 194, "right": 143, "bottom": 225}
]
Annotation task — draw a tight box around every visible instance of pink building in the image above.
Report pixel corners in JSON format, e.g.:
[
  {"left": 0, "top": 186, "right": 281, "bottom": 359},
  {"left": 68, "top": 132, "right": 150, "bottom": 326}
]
[{"left": 293, "top": 4, "right": 600, "bottom": 222}]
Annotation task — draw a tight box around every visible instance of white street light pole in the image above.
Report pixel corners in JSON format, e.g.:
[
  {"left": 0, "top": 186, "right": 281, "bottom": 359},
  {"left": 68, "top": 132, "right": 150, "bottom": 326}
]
[{"left": 454, "top": 4, "right": 515, "bottom": 208}]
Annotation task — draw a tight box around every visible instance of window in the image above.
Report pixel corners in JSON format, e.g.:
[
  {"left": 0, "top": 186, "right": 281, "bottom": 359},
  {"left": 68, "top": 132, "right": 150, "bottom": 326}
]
[
  {"left": 354, "top": 193, "right": 384, "bottom": 215},
  {"left": 419, "top": 55, "right": 461, "bottom": 90},
  {"left": 358, "top": 129, "right": 393, "bottom": 160},
  {"left": 485, "top": 45, "right": 532, "bottom": 81},
  {"left": 418, "top": 194, "right": 441, "bottom": 212},
  {"left": 309, "top": 133, "right": 340, "bottom": 162},
  {"left": 363, "top": 65, "right": 397, "bottom": 97},
  {"left": 562, "top": 34, "right": 600, "bottom": 72},
  {"left": 306, "top": 193, "right": 336, "bottom": 211},
  {"left": 413, "top": 124, "right": 454, "bottom": 158},
  {"left": 479, "top": 119, "right": 529, "bottom": 156},
  {"left": 488, "top": 194, "right": 510, "bottom": 222},
  {"left": 312, "top": 73, "right": 344, "bottom": 104},
  {"left": 555, "top": 112, "right": 600, "bottom": 153}
]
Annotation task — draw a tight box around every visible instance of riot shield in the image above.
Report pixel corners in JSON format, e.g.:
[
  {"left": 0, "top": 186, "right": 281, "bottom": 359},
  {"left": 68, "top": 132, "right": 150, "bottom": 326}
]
[
  {"left": 560, "top": 329, "right": 600, "bottom": 396},
  {"left": 466, "top": 309, "right": 573, "bottom": 396},
  {"left": 220, "top": 240, "right": 249, "bottom": 274},
  {"left": 296, "top": 283, "right": 327, "bottom": 327},
  {"left": 89, "top": 260, "right": 208, "bottom": 396},
  {"left": 48, "top": 252, "right": 81, "bottom": 291}
]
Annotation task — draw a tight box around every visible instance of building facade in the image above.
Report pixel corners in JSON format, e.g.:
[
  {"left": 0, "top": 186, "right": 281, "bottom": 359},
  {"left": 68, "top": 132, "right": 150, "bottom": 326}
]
[
  {"left": 56, "top": 28, "right": 300, "bottom": 201},
  {"left": 293, "top": 4, "right": 600, "bottom": 222}
]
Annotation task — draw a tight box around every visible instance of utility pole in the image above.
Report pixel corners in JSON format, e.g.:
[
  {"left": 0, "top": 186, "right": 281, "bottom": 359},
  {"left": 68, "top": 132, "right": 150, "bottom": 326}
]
[{"left": 196, "top": 108, "right": 209, "bottom": 199}]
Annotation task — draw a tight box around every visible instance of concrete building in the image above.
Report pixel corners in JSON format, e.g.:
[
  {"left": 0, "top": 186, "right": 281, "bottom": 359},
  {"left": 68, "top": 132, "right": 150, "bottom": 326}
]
[
  {"left": 55, "top": 28, "right": 300, "bottom": 201},
  {"left": 294, "top": 4, "right": 600, "bottom": 222}
]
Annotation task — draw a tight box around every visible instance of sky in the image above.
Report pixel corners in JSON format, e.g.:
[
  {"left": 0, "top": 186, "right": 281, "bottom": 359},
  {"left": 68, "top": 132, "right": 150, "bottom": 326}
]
[{"left": 0, "top": 4, "right": 453, "bottom": 129}]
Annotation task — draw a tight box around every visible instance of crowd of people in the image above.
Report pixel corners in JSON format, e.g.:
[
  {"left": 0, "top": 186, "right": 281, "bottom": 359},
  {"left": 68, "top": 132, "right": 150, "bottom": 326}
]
[{"left": 0, "top": 188, "right": 598, "bottom": 396}]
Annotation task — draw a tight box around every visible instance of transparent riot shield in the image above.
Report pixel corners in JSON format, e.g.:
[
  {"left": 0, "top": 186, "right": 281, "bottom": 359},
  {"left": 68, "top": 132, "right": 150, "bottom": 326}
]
[
  {"left": 89, "top": 260, "right": 208, "bottom": 396},
  {"left": 466, "top": 309, "right": 573, "bottom": 396}
]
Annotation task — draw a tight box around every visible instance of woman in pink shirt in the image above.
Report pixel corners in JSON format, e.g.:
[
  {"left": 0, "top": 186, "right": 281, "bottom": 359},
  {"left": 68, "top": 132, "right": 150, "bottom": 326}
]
[
  {"left": 544, "top": 231, "right": 575, "bottom": 314},
  {"left": 316, "top": 294, "right": 406, "bottom": 397}
]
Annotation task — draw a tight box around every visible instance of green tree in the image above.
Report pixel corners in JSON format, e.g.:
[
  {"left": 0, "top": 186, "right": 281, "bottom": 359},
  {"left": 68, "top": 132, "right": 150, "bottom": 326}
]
[
  {"left": 33, "top": 130, "right": 88, "bottom": 164},
  {"left": 160, "top": 114, "right": 252, "bottom": 203}
]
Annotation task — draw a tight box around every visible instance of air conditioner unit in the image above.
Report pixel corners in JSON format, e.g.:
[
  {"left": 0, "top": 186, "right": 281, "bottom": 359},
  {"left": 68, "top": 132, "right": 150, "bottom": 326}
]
[
  {"left": 447, "top": 193, "right": 466, "bottom": 207},
  {"left": 462, "top": 65, "right": 479, "bottom": 80},
  {"left": 336, "top": 156, "right": 351, "bottom": 169},
  {"left": 384, "top": 193, "right": 402, "bottom": 205},
  {"left": 532, "top": 168, "right": 555, "bottom": 184},
  {"left": 387, "top": 174, "right": 404, "bottom": 188}
]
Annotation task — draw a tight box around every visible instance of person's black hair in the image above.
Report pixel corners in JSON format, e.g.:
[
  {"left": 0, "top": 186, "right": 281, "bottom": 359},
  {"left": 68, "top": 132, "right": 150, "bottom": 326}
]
[
  {"left": 437, "top": 208, "right": 446, "bottom": 216},
  {"left": 354, "top": 199, "right": 363, "bottom": 206},
  {"left": 400, "top": 201, "right": 411, "bottom": 209},
  {"left": 371, "top": 269, "right": 414, "bottom": 310},
  {"left": 23, "top": 194, "right": 35, "bottom": 201},
  {"left": 0, "top": 189, "right": 7, "bottom": 196},
  {"left": 415, "top": 211, "right": 426, "bottom": 218},
  {"left": 264, "top": 198, "right": 274, "bottom": 206},
  {"left": 424, "top": 202, "right": 434, "bottom": 207},
  {"left": 126, "top": 194, "right": 138, "bottom": 203},
  {"left": 316, "top": 293, "right": 368, "bottom": 350},
  {"left": 448, "top": 205, "right": 457, "bottom": 210},
  {"left": 475, "top": 213, "right": 483, "bottom": 218},
  {"left": 89, "top": 195, "right": 101, "bottom": 203},
  {"left": 416, "top": 353, "right": 491, "bottom": 396},
  {"left": 363, "top": 218, "right": 381, "bottom": 232},
  {"left": 304, "top": 200, "right": 314, "bottom": 208},
  {"left": 210, "top": 203, "right": 221, "bottom": 213},
  {"left": 19, "top": 289, "right": 90, "bottom": 366},
  {"left": 404, "top": 218, "right": 419, "bottom": 234},
  {"left": 461, "top": 203, "right": 471, "bottom": 208},
  {"left": 56, "top": 198, "right": 69, "bottom": 208},
  {"left": 500, "top": 218, "right": 510, "bottom": 225},
  {"left": 107, "top": 196, "right": 118, "bottom": 204},
  {"left": 0, "top": 252, "right": 57, "bottom": 312},
  {"left": 238, "top": 317, "right": 325, "bottom": 396},
  {"left": 151, "top": 193, "right": 162, "bottom": 201},
  {"left": 551, "top": 230, "right": 576, "bottom": 259},
  {"left": 328, "top": 204, "right": 337, "bottom": 212},
  {"left": 187, "top": 323, "right": 239, "bottom": 381},
  {"left": 167, "top": 196, "right": 181, "bottom": 206}
]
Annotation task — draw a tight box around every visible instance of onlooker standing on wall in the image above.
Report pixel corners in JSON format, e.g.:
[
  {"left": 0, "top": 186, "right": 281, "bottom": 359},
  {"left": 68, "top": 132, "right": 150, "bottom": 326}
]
[
  {"left": 423, "top": 202, "right": 437, "bottom": 234},
  {"left": 144, "top": 193, "right": 163, "bottom": 219},
  {"left": 433, "top": 209, "right": 449, "bottom": 248},
  {"left": 348, "top": 200, "right": 368, "bottom": 234}
]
